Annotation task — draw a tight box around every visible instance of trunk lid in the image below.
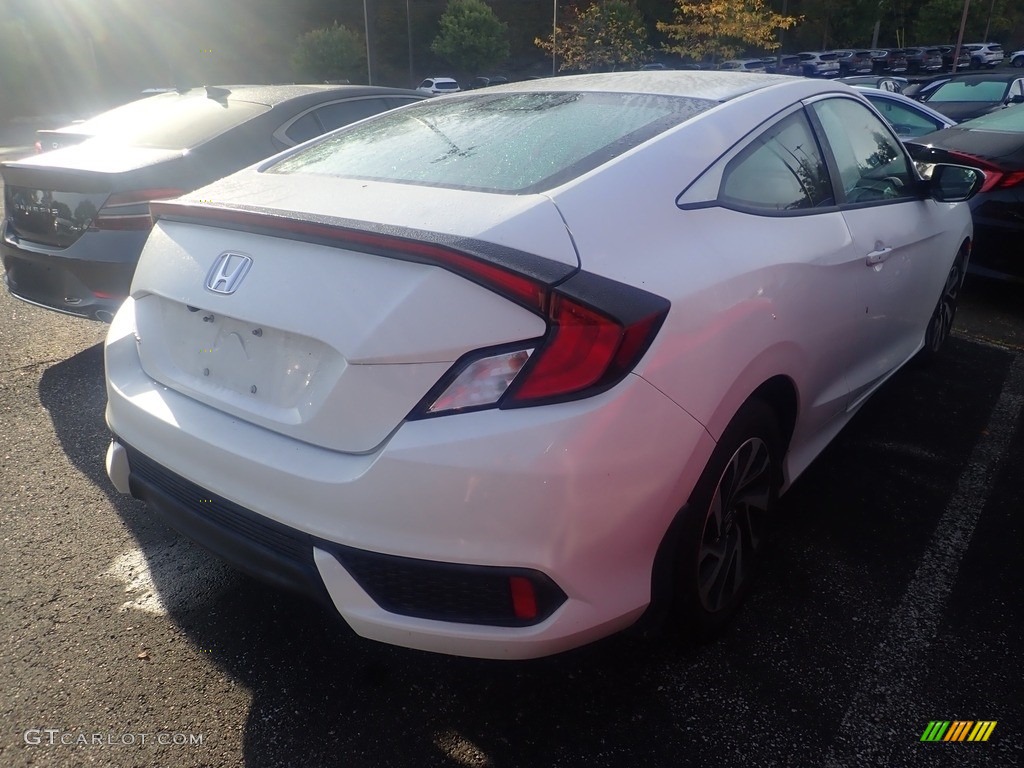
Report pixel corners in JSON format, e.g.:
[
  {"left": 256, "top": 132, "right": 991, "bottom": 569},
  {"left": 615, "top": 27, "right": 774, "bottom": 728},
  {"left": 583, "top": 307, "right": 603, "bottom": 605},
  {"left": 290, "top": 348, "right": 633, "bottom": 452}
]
[
  {"left": 3, "top": 145, "right": 186, "bottom": 248},
  {"left": 128, "top": 180, "right": 580, "bottom": 453}
]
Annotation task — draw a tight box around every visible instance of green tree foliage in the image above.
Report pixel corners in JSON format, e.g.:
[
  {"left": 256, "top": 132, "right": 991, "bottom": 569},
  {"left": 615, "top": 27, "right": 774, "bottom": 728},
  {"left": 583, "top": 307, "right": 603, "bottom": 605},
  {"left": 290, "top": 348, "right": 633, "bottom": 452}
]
[
  {"left": 914, "top": 0, "right": 1022, "bottom": 44},
  {"left": 431, "top": 0, "right": 510, "bottom": 74},
  {"left": 291, "top": 22, "right": 365, "bottom": 82},
  {"left": 658, "top": 0, "right": 800, "bottom": 62},
  {"left": 535, "top": 0, "right": 651, "bottom": 72}
]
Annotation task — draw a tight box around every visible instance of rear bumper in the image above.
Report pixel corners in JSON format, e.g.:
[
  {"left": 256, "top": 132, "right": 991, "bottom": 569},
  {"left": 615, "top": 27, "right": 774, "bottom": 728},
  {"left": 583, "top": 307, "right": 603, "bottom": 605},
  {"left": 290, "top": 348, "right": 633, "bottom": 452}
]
[
  {"left": 105, "top": 298, "right": 715, "bottom": 658},
  {"left": 1, "top": 221, "right": 144, "bottom": 320}
]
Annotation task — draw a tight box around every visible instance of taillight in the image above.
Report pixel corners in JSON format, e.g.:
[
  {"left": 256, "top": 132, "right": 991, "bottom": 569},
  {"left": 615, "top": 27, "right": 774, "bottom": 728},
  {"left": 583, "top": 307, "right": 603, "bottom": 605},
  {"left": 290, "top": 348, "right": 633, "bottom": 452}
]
[
  {"left": 979, "top": 169, "right": 1024, "bottom": 192},
  {"left": 93, "top": 188, "right": 184, "bottom": 230},
  {"left": 148, "top": 202, "right": 671, "bottom": 416},
  {"left": 942, "top": 152, "right": 1024, "bottom": 193}
]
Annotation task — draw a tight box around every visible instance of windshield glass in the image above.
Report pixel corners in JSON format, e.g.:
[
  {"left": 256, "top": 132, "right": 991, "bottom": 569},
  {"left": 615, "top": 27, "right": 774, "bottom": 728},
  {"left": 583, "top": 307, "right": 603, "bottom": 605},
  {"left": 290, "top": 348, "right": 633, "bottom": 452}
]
[
  {"left": 266, "top": 91, "right": 716, "bottom": 193},
  {"left": 929, "top": 80, "right": 1010, "bottom": 102}
]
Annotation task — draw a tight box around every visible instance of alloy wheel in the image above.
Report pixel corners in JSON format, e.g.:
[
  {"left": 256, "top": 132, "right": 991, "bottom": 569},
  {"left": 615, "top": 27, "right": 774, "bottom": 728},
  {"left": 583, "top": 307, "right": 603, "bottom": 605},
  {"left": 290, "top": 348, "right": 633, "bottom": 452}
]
[{"left": 697, "top": 437, "right": 773, "bottom": 614}]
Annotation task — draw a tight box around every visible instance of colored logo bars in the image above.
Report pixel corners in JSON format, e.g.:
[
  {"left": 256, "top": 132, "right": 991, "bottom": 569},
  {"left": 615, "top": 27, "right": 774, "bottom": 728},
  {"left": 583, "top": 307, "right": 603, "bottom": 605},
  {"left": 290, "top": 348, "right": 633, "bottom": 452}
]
[{"left": 920, "top": 721, "right": 997, "bottom": 742}]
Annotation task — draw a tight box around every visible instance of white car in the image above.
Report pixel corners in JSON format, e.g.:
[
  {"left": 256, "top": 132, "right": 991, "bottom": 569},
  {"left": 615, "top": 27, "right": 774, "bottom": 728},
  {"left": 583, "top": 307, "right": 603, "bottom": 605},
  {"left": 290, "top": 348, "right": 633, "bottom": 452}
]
[
  {"left": 963, "top": 43, "right": 1005, "bottom": 68},
  {"left": 415, "top": 77, "right": 461, "bottom": 96},
  {"left": 104, "top": 73, "right": 981, "bottom": 659},
  {"left": 1011, "top": 49, "right": 1024, "bottom": 68}
]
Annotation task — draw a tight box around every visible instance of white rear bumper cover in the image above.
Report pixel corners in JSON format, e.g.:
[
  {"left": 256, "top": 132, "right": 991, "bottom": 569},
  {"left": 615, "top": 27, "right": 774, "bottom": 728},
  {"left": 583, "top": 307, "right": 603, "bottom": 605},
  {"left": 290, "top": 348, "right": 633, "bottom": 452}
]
[{"left": 105, "top": 299, "right": 714, "bottom": 658}]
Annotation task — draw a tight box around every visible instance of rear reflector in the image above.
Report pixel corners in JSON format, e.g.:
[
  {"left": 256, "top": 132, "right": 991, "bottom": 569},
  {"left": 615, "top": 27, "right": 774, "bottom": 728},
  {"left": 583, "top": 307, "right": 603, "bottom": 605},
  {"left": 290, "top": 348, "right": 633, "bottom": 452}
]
[{"left": 509, "top": 576, "right": 539, "bottom": 620}]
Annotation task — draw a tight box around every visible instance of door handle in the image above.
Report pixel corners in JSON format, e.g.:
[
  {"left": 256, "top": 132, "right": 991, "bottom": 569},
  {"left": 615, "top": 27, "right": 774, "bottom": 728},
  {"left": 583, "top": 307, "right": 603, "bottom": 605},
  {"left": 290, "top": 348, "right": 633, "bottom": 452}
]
[{"left": 866, "top": 246, "right": 893, "bottom": 265}]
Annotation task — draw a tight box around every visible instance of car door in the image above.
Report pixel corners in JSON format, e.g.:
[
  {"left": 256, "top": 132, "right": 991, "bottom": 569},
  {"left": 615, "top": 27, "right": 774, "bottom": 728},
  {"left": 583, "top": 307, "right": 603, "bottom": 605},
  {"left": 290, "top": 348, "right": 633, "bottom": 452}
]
[
  {"left": 673, "top": 105, "right": 866, "bottom": 446},
  {"left": 806, "top": 94, "right": 948, "bottom": 406}
]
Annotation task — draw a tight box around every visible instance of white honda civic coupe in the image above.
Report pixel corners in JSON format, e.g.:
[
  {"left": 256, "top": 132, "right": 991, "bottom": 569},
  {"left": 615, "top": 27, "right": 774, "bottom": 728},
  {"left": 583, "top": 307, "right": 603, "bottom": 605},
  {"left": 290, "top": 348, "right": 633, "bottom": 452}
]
[{"left": 104, "top": 72, "right": 981, "bottom": 659}]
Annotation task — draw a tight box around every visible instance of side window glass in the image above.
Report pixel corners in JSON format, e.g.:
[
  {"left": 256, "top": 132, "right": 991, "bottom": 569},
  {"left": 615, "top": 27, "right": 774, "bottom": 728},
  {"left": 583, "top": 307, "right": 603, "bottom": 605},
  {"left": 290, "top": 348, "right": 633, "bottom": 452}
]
[
  {"left": 284, "top": 112, "right": 322, "bottom": 144},
  {"left": 865, "top": 96, "right": 941, "bottom": 138},
  {"left": 315, "top": 99, "right": 390, "bottom": 132},
  {"left": 719, "top": 110, "right": 833, "bottom": 212},
  {"left": 811, "top": 98, "right": 914, "bottom": 204},
  {"left": 1009, "top": 79, "right": 1024, "bottom": 99}
]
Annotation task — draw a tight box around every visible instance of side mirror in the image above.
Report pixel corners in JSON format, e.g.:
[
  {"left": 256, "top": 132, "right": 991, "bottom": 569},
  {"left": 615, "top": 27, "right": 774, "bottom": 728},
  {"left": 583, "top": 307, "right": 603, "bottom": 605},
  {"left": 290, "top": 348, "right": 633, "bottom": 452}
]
[
  {"left": 1006, "top": 94, "right": 1024, "bottom": 104},
  {"left": 928, "top": 163, "right": 984, "bottom": 202}
]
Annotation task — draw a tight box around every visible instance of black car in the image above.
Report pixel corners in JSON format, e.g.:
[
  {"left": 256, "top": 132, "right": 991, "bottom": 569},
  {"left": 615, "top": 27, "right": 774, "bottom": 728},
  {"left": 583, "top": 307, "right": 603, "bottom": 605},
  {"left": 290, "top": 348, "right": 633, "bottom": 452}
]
[
  {"left": 871, "top": 49, "right": 909, "bottom": 74},
  {"left": 935, "top": 44, "right": 971, "bottom": 72},
  {"left": 908, "top": 106, "right": 1024, "bottom": 281},
  {"left": 832, "top": 49, "right": 875, "bottom": 76},
  {"left": 919, "top": 72, "right": 1024, "bottom": 121},
  {"left": 2, "top": 85, "right": 424, "bottom": 321}
]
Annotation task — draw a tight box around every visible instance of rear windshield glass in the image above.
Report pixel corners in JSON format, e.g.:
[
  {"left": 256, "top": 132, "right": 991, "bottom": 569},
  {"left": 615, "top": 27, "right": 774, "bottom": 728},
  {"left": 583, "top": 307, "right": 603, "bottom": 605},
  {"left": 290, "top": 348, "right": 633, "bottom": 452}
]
[
  {"left": 963, "top": 105, "right": 1024, "bottom": 133},
  {"left": 266, "top": 91, "right": 716, "bottom": 194},
  {"left": 70, "top": 92, "right": 270, "bottom": 150}
]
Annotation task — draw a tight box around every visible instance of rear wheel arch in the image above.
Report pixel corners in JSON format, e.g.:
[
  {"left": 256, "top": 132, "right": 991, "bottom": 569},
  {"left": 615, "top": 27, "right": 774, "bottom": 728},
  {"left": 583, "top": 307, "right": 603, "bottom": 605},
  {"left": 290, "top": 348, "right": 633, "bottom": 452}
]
[{"left": 643, "top": 380, "right": 796, "bottom": 637}]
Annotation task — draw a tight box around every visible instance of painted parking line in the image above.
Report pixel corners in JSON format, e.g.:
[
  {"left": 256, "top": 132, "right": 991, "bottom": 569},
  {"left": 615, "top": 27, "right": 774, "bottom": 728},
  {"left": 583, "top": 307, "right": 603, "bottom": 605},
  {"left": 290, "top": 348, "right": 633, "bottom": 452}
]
[{"left": 824, "top": 353, "right": 1024, "bottom": 764}]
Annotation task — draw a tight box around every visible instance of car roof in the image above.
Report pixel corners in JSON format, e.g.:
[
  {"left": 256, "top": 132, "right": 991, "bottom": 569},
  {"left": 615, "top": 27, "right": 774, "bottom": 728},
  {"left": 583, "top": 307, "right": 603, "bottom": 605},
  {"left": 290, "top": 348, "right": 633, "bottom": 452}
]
[
  {"left": 488, "top": 71, "right": 819, "bottom": 103},
  {"left": 167, "top": 84, "right": 416, "bottom": 107},
  {"left": 935, "top": 72, "right": 1022, "bottom": 83}
]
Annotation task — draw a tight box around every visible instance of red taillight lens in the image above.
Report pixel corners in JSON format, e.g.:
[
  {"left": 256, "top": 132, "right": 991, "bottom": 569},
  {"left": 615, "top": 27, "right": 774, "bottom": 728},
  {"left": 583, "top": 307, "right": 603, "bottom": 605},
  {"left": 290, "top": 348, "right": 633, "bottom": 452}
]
[
  {"left": 941, "top": 152, "right": 1024, "bottom": 194},
  {"left": 981, "top": 169, "right": 1024, "bottom": 192},
  {"left": 94, "top": 188, "right": 184, "bottom": 230}
]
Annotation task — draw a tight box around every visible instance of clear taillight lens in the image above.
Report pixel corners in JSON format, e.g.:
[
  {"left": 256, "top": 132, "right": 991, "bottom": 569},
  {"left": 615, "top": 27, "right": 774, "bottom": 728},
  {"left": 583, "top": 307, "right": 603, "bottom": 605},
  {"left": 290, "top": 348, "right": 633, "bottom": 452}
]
[{"left": 426, "top": 349, "right": 533, "bottom": 414}]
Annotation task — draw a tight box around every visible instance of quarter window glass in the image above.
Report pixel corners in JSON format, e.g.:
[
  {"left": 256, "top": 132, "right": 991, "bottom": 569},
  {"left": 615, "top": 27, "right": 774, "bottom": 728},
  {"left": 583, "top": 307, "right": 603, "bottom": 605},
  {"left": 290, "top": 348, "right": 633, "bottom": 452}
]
[
  {"left": 718, "top": 110, "right": 833, "bottom": 211},
  {"left": 811, "top": 98, "right": 914, "bottom": 203},
  {"left": 284, "top": 112, "right": 322, "bottom": 143},
  {"left": 315, "top": 99, "right": 393, "bottom": 131}
]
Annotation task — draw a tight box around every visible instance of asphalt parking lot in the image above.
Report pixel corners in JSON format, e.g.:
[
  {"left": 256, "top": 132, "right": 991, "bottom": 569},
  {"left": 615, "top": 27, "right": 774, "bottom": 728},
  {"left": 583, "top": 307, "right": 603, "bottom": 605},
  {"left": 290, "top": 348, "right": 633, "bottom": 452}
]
[{"left": 1, "top": 170, "right": 1023, "bottom": 768}]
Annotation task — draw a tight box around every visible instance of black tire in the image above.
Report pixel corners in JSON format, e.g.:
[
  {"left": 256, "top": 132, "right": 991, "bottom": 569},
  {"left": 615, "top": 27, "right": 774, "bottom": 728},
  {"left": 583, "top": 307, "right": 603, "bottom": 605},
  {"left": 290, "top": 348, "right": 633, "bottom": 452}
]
[
  {"left": 970, "top": 57, "right": 983, "bottom": 70},
  {"left": 1013, "top": 56, "right": 1024, "bottom": 69},
  {"left": 673, "top": 398, "right": 782, "bottom": 641},
  {"left": 919, "top": 244, "right": 968, "bottom": 363}
]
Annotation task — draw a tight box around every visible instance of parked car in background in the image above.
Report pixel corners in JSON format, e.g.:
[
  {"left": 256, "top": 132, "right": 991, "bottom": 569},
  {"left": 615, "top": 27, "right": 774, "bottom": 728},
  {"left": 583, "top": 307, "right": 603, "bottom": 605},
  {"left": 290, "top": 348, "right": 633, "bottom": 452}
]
[
  {"left": 416, "top": 77, "right": 461, "bottom": 96},
  {"left": 2, "top": 85, "right": 424, "bottom": 321},
  {"left": 639, "top": 63, "right": 668, "bottom": 71},
  {"left": 468, "top": 76, "right": 509, "bottom": 89},
  {"left": 919, "top": 72, "right": 1024, "bottom": 121},
  {"left": 839, "top": 75, "right": 908, "bottom": 93},
  {"left": 767, "top": 55, "right": 804, "bottom": 77},
  {"left": 798, "top": 51, "right": 840, "bottom": 77},
  {"left": 1010, "top": 48, "right": 1024, "bottom": 68},
  {"left": 718, "top": 59, "right": 768, "bottom": 73},
  {"left": 832, "top": 49, "right": 875, "bottom": 76},
  {"left": 901, "top": 47, "right": 944, "bottom": 74},
  {"left": 909, "top": 105, "right": 1024, "bottom": 281},
  {"left": 936, "top": 44, "right": 971, "bottom": 72},
  {"left": 103, "top": 71, "right": 981, "bottom": 659},
  {"left": 902, "top": 75, "right": 951, "bottom": 100},
  {"left": 963, "top": 43, "right": 1005, "bottom": 68},
  {"left": 871, "top": 49, "right": 910, "bottom": 74},
  {"left": 854, "top": 86, "right": 956, "bottom": 139}
]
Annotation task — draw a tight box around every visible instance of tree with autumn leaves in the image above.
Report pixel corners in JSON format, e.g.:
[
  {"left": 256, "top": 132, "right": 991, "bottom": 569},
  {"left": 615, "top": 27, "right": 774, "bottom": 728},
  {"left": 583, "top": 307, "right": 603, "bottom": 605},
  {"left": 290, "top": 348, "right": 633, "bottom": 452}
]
[
  {"left": 658, "top": 0, "right": 800, "bottom": 63},
  {"left": 536, "top": 0, "right": 651, "bottom": 73}
]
